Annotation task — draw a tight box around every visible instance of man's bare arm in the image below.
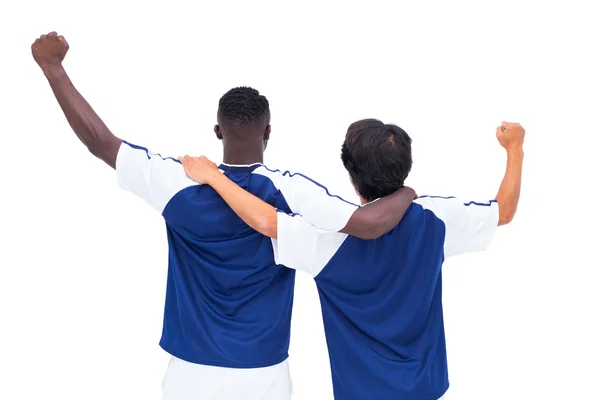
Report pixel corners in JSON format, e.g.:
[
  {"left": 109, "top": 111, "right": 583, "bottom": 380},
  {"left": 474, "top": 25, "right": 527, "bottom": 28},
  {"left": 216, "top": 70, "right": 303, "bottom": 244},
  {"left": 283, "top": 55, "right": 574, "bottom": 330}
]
[
  {"left": 339, "top": 187, "right": 416, "bottom": 239},
  {"left": 180, "top": 156, "right": 279, "bottom": 237},
  {"left": 494, "top": 122, "right": 525, "bottom": 225},
  {"left": 32, "top": 32, "right": 122, "bottom": 169},
  {"left": 179, "top": 156, "right": 415, "bottom": 240},
  {"left": 213, "top": 172, "right": 278, "bottom": 238}
]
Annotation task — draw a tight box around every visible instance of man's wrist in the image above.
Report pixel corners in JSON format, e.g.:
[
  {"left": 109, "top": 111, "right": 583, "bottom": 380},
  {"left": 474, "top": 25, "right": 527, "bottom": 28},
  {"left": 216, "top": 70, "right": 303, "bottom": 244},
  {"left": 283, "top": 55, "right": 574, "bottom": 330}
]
[
  {"left": 506, "top": 146, "right": 524, "bottom": 158},
  {"left": 42, "top": 63, "right": 66, "bottom": 80},
  {"left": 205, "top": 170, "right": 224, "bottom": 187}
]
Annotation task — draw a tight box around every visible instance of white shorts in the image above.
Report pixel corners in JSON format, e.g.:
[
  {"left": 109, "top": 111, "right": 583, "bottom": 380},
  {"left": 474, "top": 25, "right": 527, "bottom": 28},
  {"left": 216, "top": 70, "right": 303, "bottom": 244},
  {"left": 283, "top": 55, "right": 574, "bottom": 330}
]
[{"left": 161, "top": 356, "right": 292, "bottom": 400}]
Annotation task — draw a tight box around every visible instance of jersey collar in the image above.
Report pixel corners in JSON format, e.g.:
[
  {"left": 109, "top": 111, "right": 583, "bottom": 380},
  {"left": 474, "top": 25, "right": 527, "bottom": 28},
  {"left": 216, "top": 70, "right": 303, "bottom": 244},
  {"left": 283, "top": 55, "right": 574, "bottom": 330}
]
[{"left": 218, "top": 163, "right": 263, "bottom": 173}]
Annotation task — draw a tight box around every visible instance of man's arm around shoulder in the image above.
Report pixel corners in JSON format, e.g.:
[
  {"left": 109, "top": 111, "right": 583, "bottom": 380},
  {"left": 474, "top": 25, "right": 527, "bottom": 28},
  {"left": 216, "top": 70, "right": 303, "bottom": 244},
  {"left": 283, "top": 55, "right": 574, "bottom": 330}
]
[
  {"left": 340, "top": 187, "right": 417, "bottom": 239},
  {"left": 253, "top": 166, "right": 416, "bottom": 240}
]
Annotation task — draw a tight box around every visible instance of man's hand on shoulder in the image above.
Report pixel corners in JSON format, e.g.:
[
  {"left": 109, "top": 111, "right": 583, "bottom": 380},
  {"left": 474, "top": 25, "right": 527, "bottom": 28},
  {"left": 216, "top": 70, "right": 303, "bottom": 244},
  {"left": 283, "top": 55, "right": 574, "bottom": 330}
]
[
  {"left": 179, "top": 155, "right": 222, "bottom": 185},
  {"left": 403, "top": 186, "right": 418, "bottom": 201}
]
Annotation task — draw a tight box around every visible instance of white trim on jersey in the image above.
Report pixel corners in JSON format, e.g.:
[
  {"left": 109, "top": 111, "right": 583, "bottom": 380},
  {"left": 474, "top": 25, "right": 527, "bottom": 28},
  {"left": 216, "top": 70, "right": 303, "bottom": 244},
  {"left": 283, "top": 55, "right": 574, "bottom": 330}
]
[
  {"left": 272, "top": 196, "right": 499, "bottom": 276},
  {"left": 115, "top": 143, "right": 359, "bottom": 231},
  {"left": 116, "top": 141, "right": 198, "bottom": 213},
  {"left": 414, "top": 196, "right": 499, "bottom": 258},
  {"left": 253, "top": 166, "right": 359, "bottom": 232},
  {"left": 272, "top": 212, "right": 348, "bottom": 277}
]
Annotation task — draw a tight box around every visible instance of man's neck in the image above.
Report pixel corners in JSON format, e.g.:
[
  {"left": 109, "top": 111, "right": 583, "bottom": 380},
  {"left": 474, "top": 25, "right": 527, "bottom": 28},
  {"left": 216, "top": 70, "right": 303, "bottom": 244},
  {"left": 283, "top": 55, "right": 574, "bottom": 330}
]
[{"left": 222, "top": 142, "right": 264, "bottom": 165}]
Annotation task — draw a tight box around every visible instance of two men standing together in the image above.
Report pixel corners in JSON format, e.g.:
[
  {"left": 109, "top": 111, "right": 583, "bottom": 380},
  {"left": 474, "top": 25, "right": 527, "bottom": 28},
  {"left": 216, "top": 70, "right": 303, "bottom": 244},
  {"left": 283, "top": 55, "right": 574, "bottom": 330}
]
[{"left": 31, "top": 31, "right": 524, "bottom": 400}]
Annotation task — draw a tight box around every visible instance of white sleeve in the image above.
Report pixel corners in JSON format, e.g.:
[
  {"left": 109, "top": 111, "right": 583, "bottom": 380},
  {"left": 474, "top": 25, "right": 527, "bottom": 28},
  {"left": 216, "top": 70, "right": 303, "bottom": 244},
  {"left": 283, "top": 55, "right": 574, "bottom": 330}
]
[
  {"left": 271, "top": 212, "right": 348, "bottom": 277},
  {"left": 414, "top": 196, "right": 499, "bottom": 258},
  {"left": 253, "top": 167, "right": 359, "bottom": 232},
  {"left": 116, "top": 141, "right": 197, "bottom": 213}
]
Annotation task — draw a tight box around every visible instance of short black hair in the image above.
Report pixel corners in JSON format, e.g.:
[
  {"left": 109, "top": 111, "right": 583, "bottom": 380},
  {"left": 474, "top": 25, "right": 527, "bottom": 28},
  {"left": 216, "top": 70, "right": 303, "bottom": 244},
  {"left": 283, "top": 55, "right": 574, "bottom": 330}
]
[
  {"left": 217, "top": 87, "right": 270, "bottom": 128},
  {"left": 341, "top": 119, "right": 412, "bottom": 202}
]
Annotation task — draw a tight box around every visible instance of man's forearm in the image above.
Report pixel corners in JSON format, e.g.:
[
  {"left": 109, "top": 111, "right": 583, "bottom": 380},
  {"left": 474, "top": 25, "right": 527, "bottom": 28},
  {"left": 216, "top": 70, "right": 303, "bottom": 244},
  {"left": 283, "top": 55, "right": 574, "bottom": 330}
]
[
  {"left": 341, "top": 187, "right": 417, "bottom": 240},
  {"left": 495, "top": 148, "right": 524, "bottom": 225},
  {"left": 208, "top": 172, "right": 278, "bottom": 238},
  {"left": 43, "top": 65, "right": 122, "bottom": 168},
  {"left": 205, "top": 172, "right": 415, "bottom": 240}
]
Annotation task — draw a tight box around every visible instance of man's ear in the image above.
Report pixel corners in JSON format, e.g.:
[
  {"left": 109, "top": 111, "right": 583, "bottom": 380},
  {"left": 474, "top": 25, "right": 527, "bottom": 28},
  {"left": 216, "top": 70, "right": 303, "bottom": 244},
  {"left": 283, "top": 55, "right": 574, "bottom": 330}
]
[
  {"left": 214, "top": 125, "right": 223, "bottom": 140},
  {"left": 264, "top": 125, "right": 271, "bottom": 141}
]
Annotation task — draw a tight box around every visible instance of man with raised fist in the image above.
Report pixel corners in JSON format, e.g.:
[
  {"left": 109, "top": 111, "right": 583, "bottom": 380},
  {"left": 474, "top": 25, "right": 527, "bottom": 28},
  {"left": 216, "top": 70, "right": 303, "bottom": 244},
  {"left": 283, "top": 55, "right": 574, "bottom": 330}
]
[
  {"left": 31, "top": 32, "right": 417, "bottom": 399},
  {"left": 178, "top": 119, "right": 525, "bottom": 400}
]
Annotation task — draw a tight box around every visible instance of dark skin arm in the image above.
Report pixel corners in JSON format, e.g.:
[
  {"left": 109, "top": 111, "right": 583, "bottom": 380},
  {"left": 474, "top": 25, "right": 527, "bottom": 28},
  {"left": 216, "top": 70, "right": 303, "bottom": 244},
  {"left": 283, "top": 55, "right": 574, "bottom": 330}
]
[
  {"left": 32, "top": 32, "right": 122, "bottom": 168},
  {"left": 31, "top": 32, "right": 415, "bottom": 237},
  {"left": 179, "top": 156, "right": 416, "bottom": 240},
  {"left": 340, "top": 187, "right": 416, "bottom": 239}
]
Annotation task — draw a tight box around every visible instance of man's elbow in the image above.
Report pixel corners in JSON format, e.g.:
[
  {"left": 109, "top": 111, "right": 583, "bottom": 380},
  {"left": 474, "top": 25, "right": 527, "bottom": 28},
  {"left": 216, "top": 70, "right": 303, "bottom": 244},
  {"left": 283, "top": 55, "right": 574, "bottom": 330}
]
[
  {"left": 498, "top": 209, "right": 516, "bottom": 226},
  {"left": 255, "top": 215, "right": 278, "bottom": 239},
  {"left": 88, "top": 142, "right": 118, "bottom": 169},
  {"left": 87, "top": 143, "right": 100, "bottom": 157}
]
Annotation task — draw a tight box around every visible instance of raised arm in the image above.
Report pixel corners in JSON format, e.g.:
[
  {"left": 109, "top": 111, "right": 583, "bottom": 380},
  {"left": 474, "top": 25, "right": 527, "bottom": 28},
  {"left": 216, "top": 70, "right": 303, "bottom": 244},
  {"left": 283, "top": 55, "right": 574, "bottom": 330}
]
[
  {"left": 414, "top": 122, "right": 525, "bottom": 259},
  {"left": 494, "top": 122, "right": 525, "bottom": 225},
  {"left": 32, "top": 32, "right": 122, "bottom": 168}
]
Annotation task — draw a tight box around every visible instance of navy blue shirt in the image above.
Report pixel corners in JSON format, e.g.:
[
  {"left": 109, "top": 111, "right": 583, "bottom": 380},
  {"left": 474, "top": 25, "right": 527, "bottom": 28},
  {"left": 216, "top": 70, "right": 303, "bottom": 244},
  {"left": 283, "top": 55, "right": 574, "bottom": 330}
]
[
  {"left": 115, "top": 141, "right": 358, "bottom": 368},
  {"left": 273, "top": 196, "right": 499, "bottom": 399}
]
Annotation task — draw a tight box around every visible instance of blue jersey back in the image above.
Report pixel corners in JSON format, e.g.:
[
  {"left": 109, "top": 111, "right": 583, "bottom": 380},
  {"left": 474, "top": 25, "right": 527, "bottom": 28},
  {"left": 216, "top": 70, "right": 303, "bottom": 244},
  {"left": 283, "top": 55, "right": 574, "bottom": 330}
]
[
  {"left": 115, "top": 141, "right": 359, "bottom": 369},
  {"left": 273, "top": 196, "right": 499, "bottom": 399},
  {"left": 316, "top": 204, "right": 449, "bottom": 399},
  {"left": 160, "top": 166, "right": 294, "bottom": 367}
]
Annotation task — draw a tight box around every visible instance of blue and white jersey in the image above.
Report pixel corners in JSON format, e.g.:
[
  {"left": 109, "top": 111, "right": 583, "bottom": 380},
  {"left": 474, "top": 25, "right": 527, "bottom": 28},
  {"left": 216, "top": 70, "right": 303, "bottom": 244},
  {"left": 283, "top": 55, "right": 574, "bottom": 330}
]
[
  {"left": 272, "top": 196, "right": 499, "bottom": 400},
  {"left": 115, "top": 141, "right": 358, "bottom": 369}
]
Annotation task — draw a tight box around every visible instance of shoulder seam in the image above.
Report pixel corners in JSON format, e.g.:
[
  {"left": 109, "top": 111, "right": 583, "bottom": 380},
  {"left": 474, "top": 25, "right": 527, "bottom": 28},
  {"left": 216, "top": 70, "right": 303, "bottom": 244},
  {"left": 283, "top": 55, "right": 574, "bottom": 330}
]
[
  {"left": 256, "top": 165, "right": 359, "bottom": 207},
  {"left": 122, "top": 141, "right": 181, "bottom": 164},
  {"left": 418, "top": 195, "right": 497, "bottom": 207}
]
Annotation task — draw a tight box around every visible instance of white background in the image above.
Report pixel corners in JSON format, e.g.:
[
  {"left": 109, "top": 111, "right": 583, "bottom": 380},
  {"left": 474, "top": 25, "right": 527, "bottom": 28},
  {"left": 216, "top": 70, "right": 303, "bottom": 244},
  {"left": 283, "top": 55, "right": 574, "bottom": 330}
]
[{"left": 1, "top": 1, "right": 599, "bottom": 399}]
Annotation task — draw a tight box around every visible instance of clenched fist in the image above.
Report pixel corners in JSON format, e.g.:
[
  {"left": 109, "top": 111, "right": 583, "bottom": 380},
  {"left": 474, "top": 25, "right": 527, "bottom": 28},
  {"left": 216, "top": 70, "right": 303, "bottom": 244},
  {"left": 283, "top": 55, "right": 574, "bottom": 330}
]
[
  {"left": 496, "top": 122, "right": 525, "bottom": 151},
  {"left": 31, "top": 32, "right": 69, "bottom": 73}
]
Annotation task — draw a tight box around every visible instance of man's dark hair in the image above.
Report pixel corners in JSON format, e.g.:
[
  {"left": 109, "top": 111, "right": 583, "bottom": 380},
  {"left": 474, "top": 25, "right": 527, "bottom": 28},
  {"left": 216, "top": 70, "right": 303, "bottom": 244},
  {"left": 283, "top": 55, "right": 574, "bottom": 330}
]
[
  {"left": 217, "top": 87, "right": 270, "bottom": 128},
  {"left": 341, "top": 119, "right": 412, "bottom": 202}
]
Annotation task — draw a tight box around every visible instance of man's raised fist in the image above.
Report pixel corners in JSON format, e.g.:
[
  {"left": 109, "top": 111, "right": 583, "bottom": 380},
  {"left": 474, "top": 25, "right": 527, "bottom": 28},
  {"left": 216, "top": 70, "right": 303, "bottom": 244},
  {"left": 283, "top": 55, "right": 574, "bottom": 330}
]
[
  {"left": 32, "top": 32, "right": 69, "bottom": 72},
  {"left": 496, "top": 122, "right": 525, "bottom": 151}
]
